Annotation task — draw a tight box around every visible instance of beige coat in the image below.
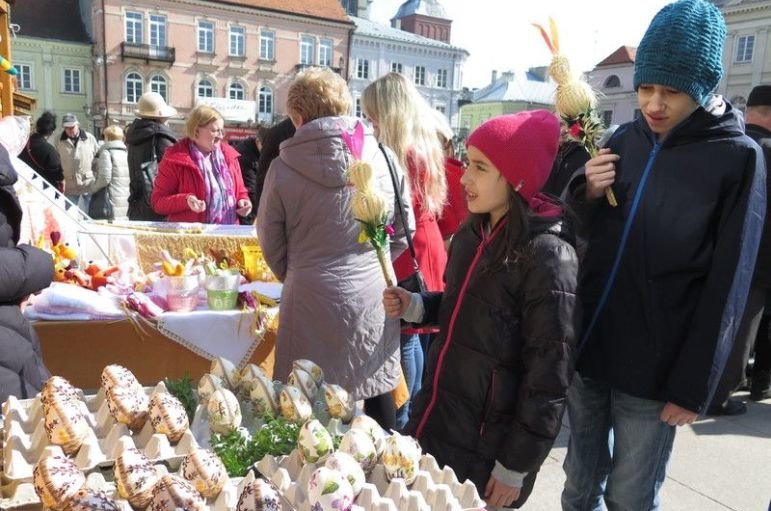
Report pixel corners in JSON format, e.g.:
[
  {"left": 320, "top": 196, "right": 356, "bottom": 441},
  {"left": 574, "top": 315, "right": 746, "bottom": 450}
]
[
  {"left": 56, "top": 129, "right": 99, "bottom": 195},
  {"left": 257, "top": 116, "right": 415, "bottom": 400}
]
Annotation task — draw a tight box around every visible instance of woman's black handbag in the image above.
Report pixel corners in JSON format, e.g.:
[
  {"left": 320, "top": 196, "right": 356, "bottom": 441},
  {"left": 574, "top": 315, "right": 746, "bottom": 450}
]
[
  {"left": 379, "top": 143, "right": 427, "bottom": 294},
  {"left": 89, "top": 185, "right": 113, "bottom": 220}
]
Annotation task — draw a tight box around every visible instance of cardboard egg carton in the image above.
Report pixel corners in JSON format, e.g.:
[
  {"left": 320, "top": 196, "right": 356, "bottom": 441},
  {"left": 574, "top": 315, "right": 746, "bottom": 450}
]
[
  {"left": 256, "top": 449, "right": 486, "bottom": 511},
  {"left": 0, "top": 445, "right": 290, "bottom": 511},
  {"left": 1, "top": 384, "right": 198, "bottom": 487}
]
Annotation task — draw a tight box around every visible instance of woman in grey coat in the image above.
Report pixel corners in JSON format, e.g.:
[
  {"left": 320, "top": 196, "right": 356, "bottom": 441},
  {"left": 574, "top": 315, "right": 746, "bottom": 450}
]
[
  {"left": 89, "top": 125, "right": 130, "bottom": 220},
  {"left": 257, "top": 68, "right": 414, "bottom": 429}
]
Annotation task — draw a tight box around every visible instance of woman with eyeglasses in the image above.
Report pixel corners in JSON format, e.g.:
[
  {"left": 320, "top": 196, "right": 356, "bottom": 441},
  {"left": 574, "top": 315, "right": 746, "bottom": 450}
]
[{"left": 151, "top": 105, "right": 252, "bottom": 223}]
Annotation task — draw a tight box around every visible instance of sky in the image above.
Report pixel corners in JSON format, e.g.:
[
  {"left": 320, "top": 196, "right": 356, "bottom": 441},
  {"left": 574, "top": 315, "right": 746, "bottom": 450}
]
[{"left": 368, "top": 0, "right": 673, "bottom": 89}]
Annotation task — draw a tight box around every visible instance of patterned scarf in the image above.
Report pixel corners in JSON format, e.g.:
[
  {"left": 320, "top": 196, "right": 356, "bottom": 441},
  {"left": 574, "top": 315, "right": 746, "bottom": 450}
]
[{"left": 188, "top": 140, "right": 237, "bottom": 224}]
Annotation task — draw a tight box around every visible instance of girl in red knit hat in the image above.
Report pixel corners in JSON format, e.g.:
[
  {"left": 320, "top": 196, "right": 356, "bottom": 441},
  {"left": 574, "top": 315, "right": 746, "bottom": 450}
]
[{"left": 384, "top": 110, "right": 579, "bottom": 508}]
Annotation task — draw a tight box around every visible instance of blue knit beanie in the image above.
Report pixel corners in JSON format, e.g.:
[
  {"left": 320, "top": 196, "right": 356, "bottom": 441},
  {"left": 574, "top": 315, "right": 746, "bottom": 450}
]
[{"left": 633, "top": 0, "right": 726, "bottom": 104}]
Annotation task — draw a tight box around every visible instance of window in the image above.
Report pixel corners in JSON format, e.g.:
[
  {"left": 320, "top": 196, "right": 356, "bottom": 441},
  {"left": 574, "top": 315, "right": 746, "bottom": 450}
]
[
  {"left": 355, "top": 98, "right": 362, "bottom": 118},
  {"left": 436, "top": 68, "right": 448, "bottom": 88},
  {"left": 198, "top": 79, "right": 214, "bottom": 98},
  {"left": 435, "top": 105, "right": 446, "bottom": 114},
  {"left": 149, "top": 15, "right": 166, "bottom": 47},
  {"left": 604, "top": 75, "right": 621, "bottom": 88},
  {"left": 300, "top": 35, "right": 315, "bottom": 65},
  {"left": 319, "top": 39, "right": 333, "bottom": 67},
  {"left": 230, "top": 26, "right": 245, "bottom": 57},
  {"left": 126, "top": 72, "right": 143, "bottom": 103},
  {"left": 391, "top": 62, "right": 403, "bottom": 74},
  {"left": 414, "top": 66, "right": 426, "bottom": 86},
  {"left": 736, "top": 35, "right": 755, "bottom": 63},
  {"left": 229, "top": 82, "right": 245, "bottom": 100},
  {"left": 13, "top": 64, "right": 32, "bottom": 90},
  {"left": 602, "top": 110, "right": 613, "bottom": 126},
  {"left": 63, "top": 68, "right": 82, "bottom": 93},
  {"left": 125, "top": 12, "right": 143, "bottom": 44},
  {"left": 260, "top": 30, "right": 275, "bottom": 61},
  {"left": 356, "top": 59, "right": 369, "bottom": 79},
  {"left": 258, "top": 86, "right": 273, "bottom": 122},
  {"left": 198, "top": 21, "right": 214, "bottom": 53},
  {"left": 149, "top": 74, "right": 168, "bottom": 101}
]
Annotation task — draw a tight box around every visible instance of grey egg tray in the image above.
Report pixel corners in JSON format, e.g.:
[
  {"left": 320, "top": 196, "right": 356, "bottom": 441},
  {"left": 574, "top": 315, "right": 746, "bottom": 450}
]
[{"left": 257, "top": 449, "right": 486, "bottom": 511}]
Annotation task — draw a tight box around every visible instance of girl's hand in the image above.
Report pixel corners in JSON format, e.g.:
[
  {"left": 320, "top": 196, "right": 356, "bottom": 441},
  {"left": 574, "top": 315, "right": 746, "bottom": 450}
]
[
  {"left": 484, "top": 476, "right": 521, "bottom": 508},
  {"left": 585, "top": 148, "right": 620, "bottom": 201},
  {"left": 236, "top": 199, "right": 252, "bottom": 218},
  {"left": 187, "top": 195, "right": 206, "bottom": 213},
  {"left": 383, "top": 286, "right": 412, "bottom": 318},
  {"left": 660, "top": 402, "right": 698, "bottom": 426}
]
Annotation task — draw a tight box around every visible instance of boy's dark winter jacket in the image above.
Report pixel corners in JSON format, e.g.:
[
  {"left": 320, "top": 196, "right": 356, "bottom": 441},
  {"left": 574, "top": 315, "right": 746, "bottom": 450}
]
[
  {"left": 125, "top": 118, "right": 177, "bottom": 221},
  {"left": 745, "top": 123, "right": 771, "bottom": 289},
  {"left": 570, "top": 100, "right": 766, "bottom": 414},
  {"left": 0, "top": 145, "right": 53, "bottom": 403},
  {"left": 404, "top": 214, "right": 579, "bottom": 505}
]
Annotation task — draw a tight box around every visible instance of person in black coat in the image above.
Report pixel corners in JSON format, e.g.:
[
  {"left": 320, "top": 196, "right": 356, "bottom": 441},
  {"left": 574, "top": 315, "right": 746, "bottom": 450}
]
[
  {"left": 254, "top": 118, "right": 295, "bottom": 212},
  {"left": 0, "top": 143, "right": 54, "bottom": 403},
  {"left": 385, "top": 111, "right": 578, "bottom": 508},
  {"left": 125, "top": 92, "right": 178, "bottom": 221},
  {"left": 542, "top": 131, "right": 591, "bottom": 198},
  {"left": 19, "top": 112, "right": 65, "bottom": 192},
  {"left": 234, "top": 126, "right": 267, "bottom": 224}
]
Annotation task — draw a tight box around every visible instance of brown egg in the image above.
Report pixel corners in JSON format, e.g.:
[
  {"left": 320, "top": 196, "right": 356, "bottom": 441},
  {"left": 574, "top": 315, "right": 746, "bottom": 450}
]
[
  {"left": 114, "top": 447, "right": 161, "bottom": 509},
  {"left": 101, "top": 364, "right": 142, "bottom": 392},
  {"left": 180, "top": 448, "right": 229, "bottom": 498},
  {"left": 40, "top": 376, "right": 80, "bottom": 407},
  {"left": 33, "top": 454, "right": 86, "bottom": 510},
  {"left": 106, "top": 386, "right": 150, "bottom": 431},
  {"left": 149, "top": 393, "right": 190, "bottom": 443},
  {"left": 42, "top": 398, "right": 90, "bottom": 455}
]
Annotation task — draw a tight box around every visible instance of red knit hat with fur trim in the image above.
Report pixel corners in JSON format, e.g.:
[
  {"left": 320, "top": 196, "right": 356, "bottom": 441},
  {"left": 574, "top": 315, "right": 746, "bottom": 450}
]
[{"left": 466, "top": 110, "right": 560, "bottom": 201}]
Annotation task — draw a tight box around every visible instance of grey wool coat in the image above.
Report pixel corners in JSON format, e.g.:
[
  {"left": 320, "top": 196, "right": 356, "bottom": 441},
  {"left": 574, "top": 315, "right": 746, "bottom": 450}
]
[{"left": 257, "top": 116, "right": 414, "bottom": 400}]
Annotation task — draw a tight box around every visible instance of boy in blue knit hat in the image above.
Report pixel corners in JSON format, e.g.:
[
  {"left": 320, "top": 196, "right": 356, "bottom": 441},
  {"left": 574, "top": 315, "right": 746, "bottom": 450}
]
[{"left": 561, "top": 1, "right": 767, "bottom": 509}]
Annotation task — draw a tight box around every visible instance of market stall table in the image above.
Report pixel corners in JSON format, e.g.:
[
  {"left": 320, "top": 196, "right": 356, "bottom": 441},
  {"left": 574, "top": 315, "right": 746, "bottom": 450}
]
[{"left": 34, "top": 319, "right": 275, "bottom": 389}]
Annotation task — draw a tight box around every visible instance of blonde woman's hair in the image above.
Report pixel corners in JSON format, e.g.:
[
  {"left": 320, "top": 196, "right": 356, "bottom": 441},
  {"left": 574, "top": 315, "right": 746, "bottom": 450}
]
[
  {"left": 185, "top": 104, "right": 223, "bottom": 138},
  {"left": 361, "top": 73, "right": 447, "bottom": 216},
  {"left": 287, "top": 67, "right": 352, "bottom": 123},
  {"left": 102, "top": 124, "right": 125, "bottom": 142}
]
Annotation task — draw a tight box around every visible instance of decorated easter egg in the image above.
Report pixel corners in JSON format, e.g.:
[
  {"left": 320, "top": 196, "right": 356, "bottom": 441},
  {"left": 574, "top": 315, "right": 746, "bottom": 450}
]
[
  {"left": 106, "top": 386, "right": 149, "bottom": 431},
  {"left": 324, "top": 451, "right": 365, "bottom": 496},
  {"left": 238, "top": 364, "right": 266, "bottom": 392},
  {"left": 40, "top": 376, "right": 80, "bottom": 406},
  {"left": 279, "top": 385, "right": 312, "bottom": 424},
  {"left": 197, "top": 373, "right": 225, "bottom": 406},
  {"left": 210, "top": 357, "right": 240, "bottom": 390},
  {"left": 43, "top": 399, "right": 90, "bottom": 455},
  {"left": 322, "top": 383, "right": 355, "bottom": 423},
  {"left": 236, "top": 478, "right": 281, "bottom": 511},
  {"left": 307, "top": 467, "right": 354, "bottom": 511},
  {"left": 338, "top": 428, "right": 377, "bottom": 474},
  {"left": 114, "top": 447, "right": 161, "bottom": 509},
  {"left": 180, "top": 448, "right": 229, "bottom": 498},
  {"left": 207, "top": 388, "right": 242, "bottom": 434},
  {"left": 33, "top": 454, "right": 86, "bottom": 510},
  {"left": 62, "top": 489, "right": 120, "bottom": 511},
  {"left": 100, "top": 364, "right": 142, "bottom": 392},
  {"left": 297, "top": 418, "right": 334, "bottom": 464},
  {"left": 149, "top": 474, "right": 206, "bottom": 511},
  {"left": 350, "top": 414, "right": 386, "bottom": 458},
  {"left": 381, "top": 432, "right": 422, "bottom": 485},
  {"left": 248, "top": 374, "right": 281, "bottom": 417},
  {"left": 292, "top": 359, "right": 324, "bottom": 385},
  {"left": 149, "top": 392, "right": 190, "bottom": 442},
  {"left": 287, "top": 367, "right": 319, "bottom": 402}
]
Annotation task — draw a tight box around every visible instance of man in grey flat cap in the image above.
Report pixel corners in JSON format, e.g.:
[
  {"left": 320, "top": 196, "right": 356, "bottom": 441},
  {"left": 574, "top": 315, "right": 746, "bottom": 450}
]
[{"left": 56, "top": 113, "right": 99, "bottom": 213}]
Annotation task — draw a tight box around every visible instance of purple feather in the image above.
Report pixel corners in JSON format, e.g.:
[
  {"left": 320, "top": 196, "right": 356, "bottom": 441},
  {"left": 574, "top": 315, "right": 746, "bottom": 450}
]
[{"left": 339, "top": 120, "right": 365, "bottom": 160}]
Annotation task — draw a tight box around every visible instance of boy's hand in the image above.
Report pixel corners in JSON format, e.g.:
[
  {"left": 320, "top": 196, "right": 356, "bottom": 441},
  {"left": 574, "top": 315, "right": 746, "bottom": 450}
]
[
  {"left": 585, "top": 148, "right": 620, "bottom": 201},
  {"left": 660, "top": 402, "right": 698, "bottom": 426},
  {"left": 485, "top": 476, "right": 521, "bottom": 508},
  {"left": 383, "top": 286, "right": 412, "bottom": 318}
]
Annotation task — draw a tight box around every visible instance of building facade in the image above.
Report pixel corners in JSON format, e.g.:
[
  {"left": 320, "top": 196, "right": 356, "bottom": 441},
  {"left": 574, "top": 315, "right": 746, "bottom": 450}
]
[
  {"left": 391, "top": 0, "right": 452, "bottom": 44},
  {"left": 587, "top": 46, "right": 638, "bottom": 127},
  {"left": 459, "top": 70, "right": 555, "bottom": 133},
  {"left": 11, "top": 0, "right": 93, "bottom": 125},
  {"left": 90, "top": 0, "right": 353, "bottom": 135},
  {"left": 347, "top": 15, "right": 467, "bottom": 129},
  {"left": 713, "top": 0, "right": 771, "bottom": 109}
]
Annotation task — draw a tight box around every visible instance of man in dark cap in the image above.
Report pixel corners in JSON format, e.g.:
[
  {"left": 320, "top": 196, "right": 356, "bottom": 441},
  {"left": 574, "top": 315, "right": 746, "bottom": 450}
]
[{"left": 709, "top": 85, "right": 771, "bottom": 409}]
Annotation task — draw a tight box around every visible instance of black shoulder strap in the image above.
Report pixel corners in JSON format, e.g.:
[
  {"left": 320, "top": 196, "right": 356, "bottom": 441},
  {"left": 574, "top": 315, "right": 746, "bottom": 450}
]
[{"left": 379, "top": 143, "right": 419, "bottom": 266}]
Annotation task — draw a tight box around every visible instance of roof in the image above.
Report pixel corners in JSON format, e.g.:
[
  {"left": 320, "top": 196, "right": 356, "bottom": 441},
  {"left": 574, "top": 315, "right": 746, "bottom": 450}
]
[
  {"left": 11, "top": 0, "right": 91, "bottom": 43},
  {"left": 393, "top": 0, "right": 449, "bottom": 20},
  {"left": 472, "top": 72, "right": 555, "bottom": 105},
  {"left": 595, "top": 46, "right": 636, "bottom": 67},
  {"left": 218, "top": 0, "right": 350, "bottom": 23},
  {"left": 351, "top": 16, "right": 467, "bottom": 53}
]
